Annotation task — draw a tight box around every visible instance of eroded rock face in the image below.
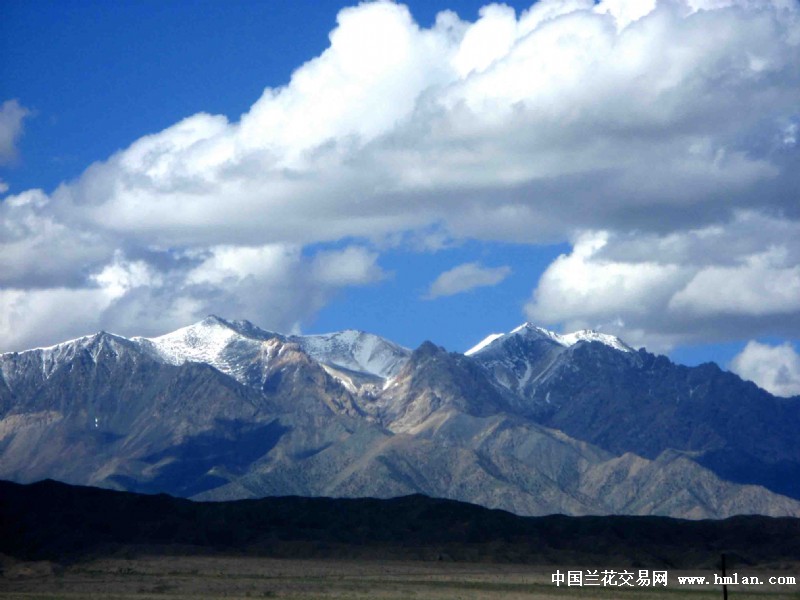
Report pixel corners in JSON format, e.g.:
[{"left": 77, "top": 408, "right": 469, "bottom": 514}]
[{"left": 1, "top": 316, "right": 799, "bottom": 519}]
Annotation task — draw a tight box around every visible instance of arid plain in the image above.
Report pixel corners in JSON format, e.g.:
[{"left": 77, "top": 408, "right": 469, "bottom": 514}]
[{"left": 2, "top": 556, "right": 799, "bottom": 600}]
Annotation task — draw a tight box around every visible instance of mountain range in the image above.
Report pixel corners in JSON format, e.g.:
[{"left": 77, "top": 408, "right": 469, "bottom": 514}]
[{"left": 1, "top": 316, "right": 798, "bottom": 519}]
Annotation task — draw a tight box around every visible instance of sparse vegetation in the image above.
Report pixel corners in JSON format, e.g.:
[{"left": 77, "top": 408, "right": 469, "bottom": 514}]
[{"left": 2, "top": 556, "right": 799, "bottom": 599}]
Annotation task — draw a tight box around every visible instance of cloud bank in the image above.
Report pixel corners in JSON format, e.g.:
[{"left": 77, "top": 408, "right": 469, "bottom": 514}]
[
  {"left": 1, "top": 0, "right": 799, "bottom": 351},
  {"left": 525, "top": 211, "right": 800, "bottom": 351}
]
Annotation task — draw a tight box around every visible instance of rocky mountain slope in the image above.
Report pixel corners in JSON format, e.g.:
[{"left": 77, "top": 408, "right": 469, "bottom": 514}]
[
  {"left": 1, "top": 316, "right": 798, "bottom": 518},
  {"left": 468, "top": 324, "right": 800, "bottom": 499}
]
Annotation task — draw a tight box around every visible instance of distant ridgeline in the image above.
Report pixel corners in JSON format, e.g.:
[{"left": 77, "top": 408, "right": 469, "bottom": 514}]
[
  {"left": 1, "top": 316, "right": 799, "bottom": 519},
  {"left": 2, "top": 479, "right": 800, "bottom": 567}
]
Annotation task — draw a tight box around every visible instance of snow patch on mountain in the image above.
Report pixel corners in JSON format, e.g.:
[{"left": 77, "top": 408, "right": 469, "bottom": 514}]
[
  {"left": 559, "top": 330, "right": 633, "bottom": 353},
  {"left": 296, "top": 330, "right": 410, "bottom": 379},
  {"left": 465, "top": 333, "right": 505, "bottom": 356}
]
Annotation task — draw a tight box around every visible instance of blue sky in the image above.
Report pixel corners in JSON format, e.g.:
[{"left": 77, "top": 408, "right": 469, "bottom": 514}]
[{"left": 1, "top": 0, "right": 799, "bottom": 395}]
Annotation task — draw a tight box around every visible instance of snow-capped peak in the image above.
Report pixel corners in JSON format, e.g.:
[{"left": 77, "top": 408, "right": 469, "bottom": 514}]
[
  {"left": 467, "top": 323, "right": 634, "bottom": 355},
  {"left": 134, "top": 317, "right": 409, "bottom": 382},
  {"left": 0, "top": 331, "right": 133, "bottom": 383},
  {"left": 3, "top": 330, "right": 126, "bottom": 356},
  {"left": 136, "top": 317, "right": 239, "bottom": 366},
  {"left": 132, "top": 315, "right": 281, "bottom": 379}
]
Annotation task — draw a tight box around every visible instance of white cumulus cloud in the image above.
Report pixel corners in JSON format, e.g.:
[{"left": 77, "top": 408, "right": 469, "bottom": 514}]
[
  {"left": 731, "top": 340, "right": 800, "bottom": 397},
  {"left": 1, "top": 0, "right": 799, "bottom": 351},
  {"left": 525, "top": 212, "right": 800, "bottom": 351},
  {"left": 0, "top": 243, "right": 384, "bottom": 351}
]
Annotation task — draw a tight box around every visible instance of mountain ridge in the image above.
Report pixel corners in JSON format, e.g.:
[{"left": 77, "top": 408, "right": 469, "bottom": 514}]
[
  {"left": 5, "top": 478, "right": 800, "bottom": 567},
  {"left": 1, "top": 316, "right": 798, "bottom": 518},
  {"left": 466, "top": 322, "right": 634, "bottom": 356}
]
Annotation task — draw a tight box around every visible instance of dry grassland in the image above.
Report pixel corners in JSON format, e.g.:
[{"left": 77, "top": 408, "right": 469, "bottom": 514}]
[{"left": 2, "top": 556, "right": 799, "bottom": 600}]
